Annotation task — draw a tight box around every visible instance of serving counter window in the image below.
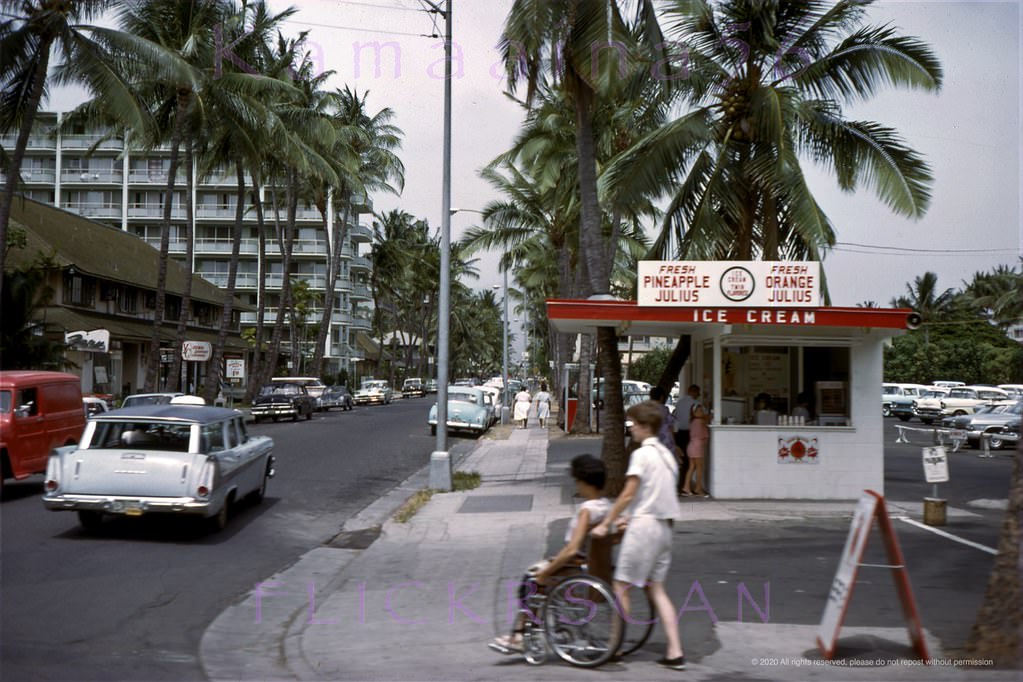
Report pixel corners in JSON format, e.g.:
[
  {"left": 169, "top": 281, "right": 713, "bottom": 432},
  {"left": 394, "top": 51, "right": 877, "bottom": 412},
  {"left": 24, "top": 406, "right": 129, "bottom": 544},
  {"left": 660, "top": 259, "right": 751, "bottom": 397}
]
[{"left": 711, "top": 343, "right": 851, "bottom": 426}]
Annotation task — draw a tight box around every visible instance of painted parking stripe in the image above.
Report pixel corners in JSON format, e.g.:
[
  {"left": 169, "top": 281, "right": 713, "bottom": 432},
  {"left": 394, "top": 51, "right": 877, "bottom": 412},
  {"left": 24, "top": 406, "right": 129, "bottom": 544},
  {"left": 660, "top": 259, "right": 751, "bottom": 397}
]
[{"left": 896, "top": 516, "right": 998, "bottom": 555}]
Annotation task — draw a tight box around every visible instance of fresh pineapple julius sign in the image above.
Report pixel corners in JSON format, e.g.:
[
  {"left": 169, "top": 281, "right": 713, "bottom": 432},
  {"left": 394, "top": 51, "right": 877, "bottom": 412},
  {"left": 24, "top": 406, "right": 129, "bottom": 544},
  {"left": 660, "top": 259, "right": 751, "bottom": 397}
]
[{"left": 637, "top": 261, "right": 821, "bottom": 307}]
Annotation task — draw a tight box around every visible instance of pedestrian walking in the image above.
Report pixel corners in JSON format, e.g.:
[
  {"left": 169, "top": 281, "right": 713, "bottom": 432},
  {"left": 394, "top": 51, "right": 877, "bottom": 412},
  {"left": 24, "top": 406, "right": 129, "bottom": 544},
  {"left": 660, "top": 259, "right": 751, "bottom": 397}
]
[
  {"left": 532, "top": 383, "right": 552, "bottom": 428},
  {"left": 673, "top": 384, "right": 701, "bottom": 495},
  {"left": 513, "top": 386, "right": 531, "bottom": 428},
  {"left": 592, "top": 400, "right": 686, "bottom": 671}
]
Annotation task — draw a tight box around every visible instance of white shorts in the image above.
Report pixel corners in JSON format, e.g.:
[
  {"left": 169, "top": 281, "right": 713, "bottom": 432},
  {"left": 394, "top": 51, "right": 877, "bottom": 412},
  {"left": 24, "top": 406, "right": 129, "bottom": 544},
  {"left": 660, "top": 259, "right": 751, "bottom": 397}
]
[{"left": 614, "top": 516, "right": 673, "bottom": 587}]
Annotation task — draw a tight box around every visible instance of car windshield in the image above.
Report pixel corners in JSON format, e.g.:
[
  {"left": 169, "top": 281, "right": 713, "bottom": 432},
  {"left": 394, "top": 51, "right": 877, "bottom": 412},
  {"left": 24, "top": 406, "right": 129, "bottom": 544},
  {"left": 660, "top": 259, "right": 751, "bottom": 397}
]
[
  {"left": 89, "top": 421, "right": 192, "bottom": 452},
  {"left": 0, "top": 390, "right": 10, "bottom": 413},
  {"left": 123, "top": 395, "right": 175, "bottom": 407},
  {"left": 262, "top": 384, "right": 300, "bottom": 395}
]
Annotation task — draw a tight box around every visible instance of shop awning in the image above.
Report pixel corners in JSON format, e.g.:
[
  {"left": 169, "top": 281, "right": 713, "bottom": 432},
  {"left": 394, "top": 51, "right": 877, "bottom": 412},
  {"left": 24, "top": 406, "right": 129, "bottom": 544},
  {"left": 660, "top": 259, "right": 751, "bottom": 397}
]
[
  {"left": 546, "top": 298, "right": 916, "bottom": 337},
  {"left": 42, "top": 308, "right": 249, "bottom": 351}
]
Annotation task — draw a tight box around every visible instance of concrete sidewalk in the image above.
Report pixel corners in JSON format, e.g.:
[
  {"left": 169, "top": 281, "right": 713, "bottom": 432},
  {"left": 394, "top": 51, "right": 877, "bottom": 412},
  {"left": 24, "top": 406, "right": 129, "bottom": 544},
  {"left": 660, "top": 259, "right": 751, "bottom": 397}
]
[{"left": 200, "top": 421, "right": 1016, "bottom": 682}]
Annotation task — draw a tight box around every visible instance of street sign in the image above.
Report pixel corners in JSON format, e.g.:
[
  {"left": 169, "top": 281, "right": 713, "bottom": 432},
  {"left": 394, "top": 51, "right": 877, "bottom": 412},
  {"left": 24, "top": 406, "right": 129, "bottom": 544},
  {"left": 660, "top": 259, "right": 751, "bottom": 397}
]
[
  {"left": 922, "top": 446, "right": 949, "bottom": 483},
  {"left": 182, "top": 341, "right": 212, "bottom": 362},
  {"left": 817, "top": 490, "right": 930, "bottom": 663}
]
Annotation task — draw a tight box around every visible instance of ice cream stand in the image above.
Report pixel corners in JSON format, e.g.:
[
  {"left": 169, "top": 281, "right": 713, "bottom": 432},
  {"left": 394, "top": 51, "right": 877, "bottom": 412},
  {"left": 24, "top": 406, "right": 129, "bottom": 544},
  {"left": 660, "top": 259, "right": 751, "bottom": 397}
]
[{"left": 545, "top": 261, "right": 917, "bottom": 500}]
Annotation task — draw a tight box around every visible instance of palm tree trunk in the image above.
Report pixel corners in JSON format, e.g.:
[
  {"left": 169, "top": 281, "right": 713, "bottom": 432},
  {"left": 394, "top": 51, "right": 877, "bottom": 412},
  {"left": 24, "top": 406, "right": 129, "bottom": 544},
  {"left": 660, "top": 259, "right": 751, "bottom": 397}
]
[
  {"left": 657, "top": 335, "right": 692, "bottom": 395},
  {"left": 763, "top": 193, "right": 779, "bottom": 260},
  {"left": 963, "top": 442, "right": 1021, "bottom": 665},
  {"left": 168, "top": 139, "right": 195, "bottom": 391},
  {"left": 203, "top": 158, "right": 245, "bottom": 403},
  {"left": 245, "top": 182, "right": 268, "bottom": 403},
  {"left": 312, "top": 192, "right": 351, "bottom": 376},
  {"left": 598, "top": 326, "right": 626, "bottom": 495},
  {"left": 0, "top": 38, "right": 51, "bottom": 317},
  {"left": 144, "top": 92, "right": 188, "bottom": 391},
  {"left": 264, "top": 176, "right": 297, "bottom": 386}
]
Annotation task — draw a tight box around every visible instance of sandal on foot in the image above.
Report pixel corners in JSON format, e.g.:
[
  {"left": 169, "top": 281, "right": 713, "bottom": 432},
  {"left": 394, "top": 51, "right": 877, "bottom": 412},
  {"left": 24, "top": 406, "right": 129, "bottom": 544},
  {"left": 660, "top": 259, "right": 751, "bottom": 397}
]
[{"left": 488, "top": 635, "right": 523, "bottom": 655}]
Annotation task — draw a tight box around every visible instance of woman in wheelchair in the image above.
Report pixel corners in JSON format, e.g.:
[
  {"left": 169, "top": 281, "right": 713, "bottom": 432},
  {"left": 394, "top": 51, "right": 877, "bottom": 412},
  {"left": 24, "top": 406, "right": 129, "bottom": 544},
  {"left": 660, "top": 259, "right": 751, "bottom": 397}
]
[{"left": 488, "top": 454, "right": 612, "bottom": 655}]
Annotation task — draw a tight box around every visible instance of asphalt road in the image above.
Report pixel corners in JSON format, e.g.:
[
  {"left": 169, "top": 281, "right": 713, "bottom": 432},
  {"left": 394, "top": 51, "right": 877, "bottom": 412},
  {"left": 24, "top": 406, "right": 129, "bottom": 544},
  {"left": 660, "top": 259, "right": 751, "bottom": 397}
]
[{"left": 0, "top": 396, "right": 467, "bottom": 682}]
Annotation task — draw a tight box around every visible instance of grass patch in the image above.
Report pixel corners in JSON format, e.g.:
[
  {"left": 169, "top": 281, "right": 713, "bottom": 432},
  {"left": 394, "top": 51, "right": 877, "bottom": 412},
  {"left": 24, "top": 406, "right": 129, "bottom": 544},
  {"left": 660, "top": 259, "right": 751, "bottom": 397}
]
[
  {"left": 453, "top": 470, "right": 481, "bottom": 490},
  {"left": 393, "top": 489, "right": 436, "bottom": 523},
  {"left": 392, "top": 470, "right": 482, "bottom": 523}
]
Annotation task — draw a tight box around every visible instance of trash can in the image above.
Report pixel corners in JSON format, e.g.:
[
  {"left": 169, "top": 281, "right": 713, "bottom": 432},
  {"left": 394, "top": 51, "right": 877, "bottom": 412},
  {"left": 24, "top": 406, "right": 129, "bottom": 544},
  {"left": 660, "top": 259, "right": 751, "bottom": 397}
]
[{"left": 565, "top": 398, "right": 578, "bottom": 431}]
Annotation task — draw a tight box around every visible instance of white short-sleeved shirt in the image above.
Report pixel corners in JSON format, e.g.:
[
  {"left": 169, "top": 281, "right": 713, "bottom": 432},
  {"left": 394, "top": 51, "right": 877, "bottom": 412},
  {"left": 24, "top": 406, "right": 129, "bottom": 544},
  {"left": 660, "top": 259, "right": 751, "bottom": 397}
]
[
  {"left": 625, "top": 437, "right": 681, "bottom": 520},
  {"left": 565, "top": 498, "right": 611, "bottom": 542}
]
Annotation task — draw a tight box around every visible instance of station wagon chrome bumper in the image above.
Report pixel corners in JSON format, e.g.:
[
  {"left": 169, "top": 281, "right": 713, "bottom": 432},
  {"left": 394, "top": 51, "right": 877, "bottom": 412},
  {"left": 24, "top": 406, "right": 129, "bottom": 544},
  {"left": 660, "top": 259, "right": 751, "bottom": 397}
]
[{"left": 43, "top": 493, "right": 215, "bottom": 516}]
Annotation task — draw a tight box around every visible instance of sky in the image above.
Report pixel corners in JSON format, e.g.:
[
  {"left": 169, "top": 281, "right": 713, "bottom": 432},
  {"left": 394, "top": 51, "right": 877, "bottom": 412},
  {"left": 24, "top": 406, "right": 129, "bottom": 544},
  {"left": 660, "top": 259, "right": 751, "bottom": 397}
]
[{"left": 47, "top": 0, "right": 1022, "bottom": 316}]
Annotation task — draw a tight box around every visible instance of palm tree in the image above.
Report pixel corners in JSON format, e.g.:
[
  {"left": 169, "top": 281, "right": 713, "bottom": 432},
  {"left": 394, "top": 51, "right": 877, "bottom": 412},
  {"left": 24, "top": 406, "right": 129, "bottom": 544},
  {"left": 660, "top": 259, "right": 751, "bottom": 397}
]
[
  {"left": 604, "top": 0, "right": 943, "bottom": 265},
  {"left": 500, "top": 2, "right": 669, "bottom": 487},
  {"left": 0, "top": 0, "right": 164, "bottom": 323},
  {"left": 309, "top": 86, "right": 404, "bottom": 378},
  {"left": 890, "top": 271, "right": 955, "bottom": 339}
]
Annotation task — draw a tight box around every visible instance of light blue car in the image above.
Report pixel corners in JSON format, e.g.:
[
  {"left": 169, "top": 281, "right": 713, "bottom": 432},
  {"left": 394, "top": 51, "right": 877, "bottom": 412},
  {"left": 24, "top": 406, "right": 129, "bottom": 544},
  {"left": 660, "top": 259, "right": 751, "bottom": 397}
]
[{"left": 428, "top": 386, "right": 490, "bottom": 437}]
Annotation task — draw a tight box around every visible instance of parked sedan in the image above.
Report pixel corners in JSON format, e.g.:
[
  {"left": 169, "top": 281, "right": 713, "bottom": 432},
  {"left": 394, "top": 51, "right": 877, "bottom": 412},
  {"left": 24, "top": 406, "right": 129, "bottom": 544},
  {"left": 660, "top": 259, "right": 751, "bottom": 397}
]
[
  {"left": 43, "top": 404, "right": 275, "bottom": 532},
  {"left": 318, "top": 386, "right": 354, "bottom": 411},
  {"left": 354, "top": 380, "right": 393, "bottom": 405},
  {"left": 428, "top": 386, "right": 491, "bottom": 437},
  {"left": 251, "top": 382, "right": 316, "bottom": 422},
  {"left": 955, "top": 400, "right": 1023, "bottom": 449}
]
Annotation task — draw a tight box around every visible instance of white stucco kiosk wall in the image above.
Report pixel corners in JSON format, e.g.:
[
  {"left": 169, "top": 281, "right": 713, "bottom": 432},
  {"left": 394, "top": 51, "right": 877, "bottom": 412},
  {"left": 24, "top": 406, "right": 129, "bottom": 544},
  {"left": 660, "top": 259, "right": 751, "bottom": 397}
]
[
  {"left": 546, "top": 262, "right": 914, "bottom": 501},
  {"left": 693, "top": 327, "right": 889, "bottom": 499}
]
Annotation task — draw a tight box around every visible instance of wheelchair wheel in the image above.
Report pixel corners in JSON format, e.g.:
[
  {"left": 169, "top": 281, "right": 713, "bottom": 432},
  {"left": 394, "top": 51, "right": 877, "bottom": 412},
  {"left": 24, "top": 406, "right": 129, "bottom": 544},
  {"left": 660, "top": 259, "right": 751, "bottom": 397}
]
[
  {"left": 618, "top": 584, "right": 656, "bottom": 656},
  {"left": 522, "top": 617, "right": 547, "bottom": 665},
  {"left": 545, "top": 576, "right": 622, "bottom": 667}
]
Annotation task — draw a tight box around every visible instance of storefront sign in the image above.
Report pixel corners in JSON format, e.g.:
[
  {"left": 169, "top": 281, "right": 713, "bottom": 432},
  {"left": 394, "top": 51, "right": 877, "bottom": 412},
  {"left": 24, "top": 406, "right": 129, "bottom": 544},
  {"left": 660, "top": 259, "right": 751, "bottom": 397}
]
[
  {"left": 638, "top": 261, "right": 821, "bottom": 307},
  {"left": 777, "top": 436, "right": 819, "bottom": 463},
  {"left": 65, "top": 329, "right": 110, "bottom": 353},
  {"left": 182, "top": 341, "right": 212, "bottom": 362},
  {"left": 225, "top": 358, "right": 246, "bottom": 379}
]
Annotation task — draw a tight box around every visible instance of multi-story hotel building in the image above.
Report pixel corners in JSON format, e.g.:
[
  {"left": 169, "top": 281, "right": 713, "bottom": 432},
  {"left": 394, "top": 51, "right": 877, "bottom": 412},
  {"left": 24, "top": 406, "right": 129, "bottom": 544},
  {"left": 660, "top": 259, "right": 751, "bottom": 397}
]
[{"left": 4, "top": 112, "right": 374, "bottom": 380}]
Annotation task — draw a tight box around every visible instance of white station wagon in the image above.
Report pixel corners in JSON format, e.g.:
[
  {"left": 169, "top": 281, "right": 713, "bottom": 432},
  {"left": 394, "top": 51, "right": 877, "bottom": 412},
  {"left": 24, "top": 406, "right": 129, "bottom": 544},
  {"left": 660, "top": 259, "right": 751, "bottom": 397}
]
[{"left": 43, "top": 404, "right": 274, "bottom": 532}]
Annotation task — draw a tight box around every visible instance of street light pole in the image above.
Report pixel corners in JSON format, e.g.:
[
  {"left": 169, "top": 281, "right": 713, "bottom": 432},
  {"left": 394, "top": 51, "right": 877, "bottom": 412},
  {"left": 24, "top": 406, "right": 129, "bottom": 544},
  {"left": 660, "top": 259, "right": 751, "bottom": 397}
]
[
  {"left": 425, "top": 0, "right": 452, "bottom": 491},
  {"left": 493, "top": 273, "right": 510, "bottom": 424}
]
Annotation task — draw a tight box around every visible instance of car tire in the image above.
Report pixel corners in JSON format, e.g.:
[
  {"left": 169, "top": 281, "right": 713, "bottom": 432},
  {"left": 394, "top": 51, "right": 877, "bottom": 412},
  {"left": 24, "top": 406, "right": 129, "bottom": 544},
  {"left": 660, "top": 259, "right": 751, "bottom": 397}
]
[
  {"left": 954, "top": 410, "right": 967, "bottom": 417},
  {"left": 430, "top": 424, "right": 437, "bottom": 436},
  {"left": 78, "top": 510, "right": 104, "bottom": 531},
  {"left": 250, "top": 469, "right": 270, "bottom": 503},
  {"left": 897, "top": 415, "right": 911, "bottom": 422},
  {"left": 988, "top": 434, "right": 1006, "bottom": 450},
  {"left": 921, "top": 418, "right": 933, "bottom": 425},
  {"left": 272, "top": 416, "right": 279, "bottom": 423},
  {"left": 208, "top": 499, "right": 230, "bottom": 532},
  {"left": 254, "top": 416, "right": 263, "bottom": 424},
  {"left": 305, "top": 409, "right": 313, "bottom": 421},
  {"left": 882, "top": 405, "right": 891, "bottom": 417}
]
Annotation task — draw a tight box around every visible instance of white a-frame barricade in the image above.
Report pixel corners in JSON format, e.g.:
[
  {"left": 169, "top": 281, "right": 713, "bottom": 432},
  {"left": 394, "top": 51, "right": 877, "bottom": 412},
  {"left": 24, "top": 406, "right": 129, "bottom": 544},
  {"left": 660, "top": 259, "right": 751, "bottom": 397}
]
[{"left": 817, "top": 490, "right": 930, "bottom": 662}]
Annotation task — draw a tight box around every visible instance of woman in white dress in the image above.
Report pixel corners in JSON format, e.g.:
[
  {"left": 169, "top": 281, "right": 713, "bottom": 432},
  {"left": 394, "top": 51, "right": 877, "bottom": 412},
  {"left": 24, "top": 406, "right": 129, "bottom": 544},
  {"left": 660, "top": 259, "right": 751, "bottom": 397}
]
[
  {"left": 513, "top": 388, "right": 532, "bottom": 428},
  {"left": 532, "top": 383, "right": 552, "bottom": 428}
]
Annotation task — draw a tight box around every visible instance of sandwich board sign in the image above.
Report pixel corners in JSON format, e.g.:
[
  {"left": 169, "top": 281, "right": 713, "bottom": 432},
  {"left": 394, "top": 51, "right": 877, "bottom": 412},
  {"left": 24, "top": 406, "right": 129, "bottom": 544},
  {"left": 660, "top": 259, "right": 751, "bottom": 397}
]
[{"left": 817, "top": 490, "right": 930, "bottom": 662}]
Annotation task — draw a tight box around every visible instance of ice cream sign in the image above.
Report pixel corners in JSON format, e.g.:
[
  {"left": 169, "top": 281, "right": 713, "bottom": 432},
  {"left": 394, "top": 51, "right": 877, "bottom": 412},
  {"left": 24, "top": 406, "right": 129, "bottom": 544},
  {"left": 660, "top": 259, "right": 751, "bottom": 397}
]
[{"left": 637, "top": 261, "right": 821, "bottom": 307}]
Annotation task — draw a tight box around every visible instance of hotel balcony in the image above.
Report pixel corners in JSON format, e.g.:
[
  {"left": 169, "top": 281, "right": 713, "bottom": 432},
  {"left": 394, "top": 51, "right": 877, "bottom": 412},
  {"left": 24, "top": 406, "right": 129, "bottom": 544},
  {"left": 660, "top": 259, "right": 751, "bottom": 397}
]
[
  {"left": 62, "top": 202, "right": 121, "bottom": 219},
  {"left": 126, "top": 170, "right": 189, "bottom": 185},
  {"left": 60, "top": 134, "right": 124, "bottom": 151},
  {"left": 348, "top": 222, "right": 373, "bottom": 243},
  {"left": 194, "top": 238, "right": 259, "bottom": 256},
  {"left": 61, "top": 168, "right": 123, "bottom": 185},
  {"left": 140, "top": 237, "right": 188, "bottom": 255},
  {"left": 291, "top": 239, "right": 329, "bottom": 257},
  {"left": 128, "top": 203, "right": 187, "bottom": 220},
  {"left": 349, "top": 255, "right": 372, "bottom": 273},
  {"left": 350, "top": 284, "right": 372, "bottom": 302},
  {"left": 16, "top": 168, "right": 57, "bottom": 183},
  {"left": 1, "top": 134, "right": 56, "bottom": 150}
]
